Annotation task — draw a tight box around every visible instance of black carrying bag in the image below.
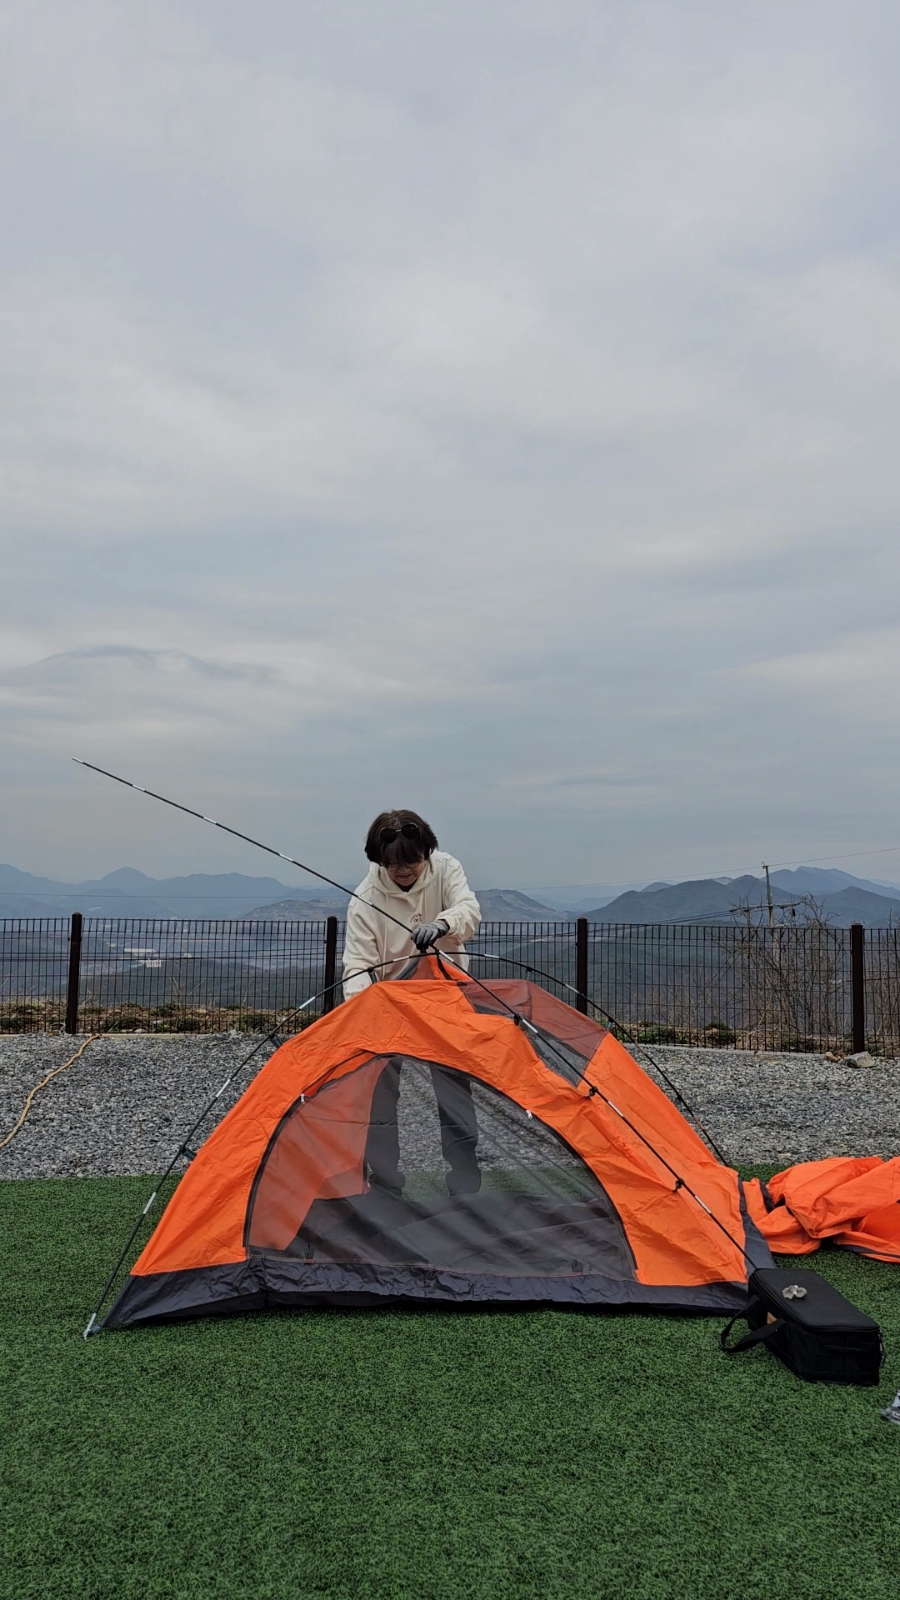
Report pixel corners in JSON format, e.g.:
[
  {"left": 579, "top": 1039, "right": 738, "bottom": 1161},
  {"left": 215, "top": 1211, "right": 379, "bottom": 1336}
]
[{"left": 720, "top": 1267, "right": 883, "bottom": 1386}]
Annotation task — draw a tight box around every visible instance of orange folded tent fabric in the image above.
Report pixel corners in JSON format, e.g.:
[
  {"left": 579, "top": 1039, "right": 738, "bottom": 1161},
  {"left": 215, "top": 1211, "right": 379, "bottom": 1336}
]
[
  {"left": 746, "top": 1154, "right": 900, "bottom": 1263},
  {"left": 103, "top": 961, "right": 776, "bottom": 1330},
  {"left": 741, "top": 1179, "right": 818, "bottom": 1255}
]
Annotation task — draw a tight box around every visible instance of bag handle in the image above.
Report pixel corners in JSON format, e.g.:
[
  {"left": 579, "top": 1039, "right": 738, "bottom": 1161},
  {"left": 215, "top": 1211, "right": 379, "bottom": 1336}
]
[{"left": 720, "top": 1300, "right": 785, "bottom": 1355}]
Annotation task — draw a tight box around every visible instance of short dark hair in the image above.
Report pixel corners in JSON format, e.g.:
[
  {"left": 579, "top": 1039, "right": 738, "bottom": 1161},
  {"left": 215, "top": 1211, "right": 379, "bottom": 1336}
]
[{"left": 364, "top": 809, "right": 438, "bottom": 866}]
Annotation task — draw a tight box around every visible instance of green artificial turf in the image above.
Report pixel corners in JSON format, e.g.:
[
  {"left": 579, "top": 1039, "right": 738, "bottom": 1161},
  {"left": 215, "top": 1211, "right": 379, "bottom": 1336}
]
[{"left": 2, "top": 1172, "right": 898, "bottom": 1600}]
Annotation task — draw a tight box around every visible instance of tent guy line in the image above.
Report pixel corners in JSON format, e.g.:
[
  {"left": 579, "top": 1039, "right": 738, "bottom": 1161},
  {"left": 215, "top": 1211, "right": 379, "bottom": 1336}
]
[{"left": 0, "top": 1034, "right": 100, "bottom": 1152}]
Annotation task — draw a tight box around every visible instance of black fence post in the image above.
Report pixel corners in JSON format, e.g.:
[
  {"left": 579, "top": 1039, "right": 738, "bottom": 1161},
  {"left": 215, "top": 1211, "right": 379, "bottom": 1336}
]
[
  {"left": 323, "top": 916, "right": 339, "bottom": 1013},
  {"left": 65, "top": 912, "right": 83, "bottom": 1035},
  {"left": 850, "top": 922, "right": 865, "bottom": 1053},
  {"left": 575, "top": 917, "right": 588, "bottom": 1014}
]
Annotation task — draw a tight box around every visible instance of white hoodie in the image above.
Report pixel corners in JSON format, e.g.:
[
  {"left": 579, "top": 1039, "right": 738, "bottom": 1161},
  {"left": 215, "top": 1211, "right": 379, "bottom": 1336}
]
[{"left": 342, "top": 851, "right": 481, "bottom": 999}]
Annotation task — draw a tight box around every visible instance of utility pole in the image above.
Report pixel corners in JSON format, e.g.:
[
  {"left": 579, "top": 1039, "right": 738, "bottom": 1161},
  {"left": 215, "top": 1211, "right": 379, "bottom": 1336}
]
[{"left": 762, "top": 863, "right": 776, "bottom": 932}]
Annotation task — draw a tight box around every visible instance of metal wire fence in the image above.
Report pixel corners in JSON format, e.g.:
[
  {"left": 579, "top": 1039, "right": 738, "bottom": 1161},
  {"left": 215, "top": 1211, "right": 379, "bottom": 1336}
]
[
  {"left": 0, "top": 919, "right": 71, "bottom": 1032},
  {"left": 466, "top": 924, "right": 860, "bottom": 1050},
  {"left": 1, "top": 917, "right": 899, "bottom": 1053},
  {"left": 78, "top": 919, "right": 342, "bottom": 1033},
  {"left": 468, "top": 922, "right": 578, "bottom": 999},
  {"left": 583, "top": 924, "right": 854, "bottom": 1052},
  {"left": 0, "top": 918, "right": 343, "bottom": 1034},
  {"left": 862, "top": 927, "right": 900, "bottom": 1059}
]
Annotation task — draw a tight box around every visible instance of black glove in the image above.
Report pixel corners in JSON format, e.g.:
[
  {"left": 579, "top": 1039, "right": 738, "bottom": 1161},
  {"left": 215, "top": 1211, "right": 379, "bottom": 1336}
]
[{"left": 412, "top": 919, "right": 449, "bottom": 951}]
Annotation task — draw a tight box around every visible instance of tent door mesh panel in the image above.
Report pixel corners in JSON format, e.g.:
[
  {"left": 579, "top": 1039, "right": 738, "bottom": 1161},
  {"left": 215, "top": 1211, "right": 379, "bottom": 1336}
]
[{"left": 246, "top": 1055, "right": 636, "bottom": 1280}]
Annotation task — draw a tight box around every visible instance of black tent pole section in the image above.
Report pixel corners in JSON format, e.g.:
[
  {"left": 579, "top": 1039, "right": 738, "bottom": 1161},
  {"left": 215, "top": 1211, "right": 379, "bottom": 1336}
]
[
  {"left": 82, "top": 959, "right": 402, "bottom": 1339},
  {"left": 434, "top": 951, "right": 755, "bottom": 1271},
  {"left": 457, "top": 950, "right": 729, "bottom": 1166},
  {"left": 72, "top": 760, "right": 414, "bottom": 935}
]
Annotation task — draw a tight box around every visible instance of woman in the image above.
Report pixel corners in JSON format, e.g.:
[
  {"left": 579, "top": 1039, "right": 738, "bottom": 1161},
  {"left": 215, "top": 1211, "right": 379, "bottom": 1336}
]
[
  {"left": 342, "top": 809, "right": 482, "bottom": 1197},
  {"left": 342, "top": 809, "right": 481, "bottom": 999}
]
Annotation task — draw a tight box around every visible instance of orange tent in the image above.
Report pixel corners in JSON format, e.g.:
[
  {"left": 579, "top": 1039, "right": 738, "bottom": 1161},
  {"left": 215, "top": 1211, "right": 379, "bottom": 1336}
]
[{"left": 104, "top": 963, "right": 776, "bottom": 1329}]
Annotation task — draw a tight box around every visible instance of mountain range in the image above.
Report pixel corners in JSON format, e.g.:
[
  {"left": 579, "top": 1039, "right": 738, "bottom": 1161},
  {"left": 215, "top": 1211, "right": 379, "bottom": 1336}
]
[
  {"left": 589, "top": 868, "right": 900, "bottom": 927},
  {"left": 2, "top": 863, "right": 899, "bottom": 927},
  {"left": 0, "top": 864, "right": 336, "bottom": 920},
  {"left": 0, "top": 866, "right": 558, "bottom": 923},
  {"left": 249, "top": 889, "right": 558, "bottom": 922}
]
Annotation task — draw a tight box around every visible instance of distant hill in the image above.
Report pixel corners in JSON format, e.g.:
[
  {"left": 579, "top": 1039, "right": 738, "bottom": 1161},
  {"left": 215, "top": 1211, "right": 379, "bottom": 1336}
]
[
  {"left": 589, "top": 877, "right": 762, "bottom": 924},
  {"left": 473, "top": 890, "right": 558, "bottom": 921},
  {"left": 808, "top": 887, "right": 900, "bottom": 927},
  {"left": 0, "top": 864, "right": 326, "bottom": 920},
  {"left": 247, "top": 889, "right": 557, "bottom": 922},
  {"left": 519, "top": 883, "right": 648, "bottom": 911},
  {"left": 590, "top": 871, "right": 900, "bottom": 927},
  {"left": 769, "top": 867, "right": 900, "bottom": 899},
  {"left": 246, "top": 896, "right": 350, "bottom": 920},
  {"left": 0, "top": 866, "right": 560, "bottom": 925}
]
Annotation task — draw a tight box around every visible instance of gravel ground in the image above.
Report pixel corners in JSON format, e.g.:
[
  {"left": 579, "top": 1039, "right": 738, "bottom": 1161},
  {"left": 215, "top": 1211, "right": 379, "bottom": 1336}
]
[
  {"left": 1, "top": 1033, "right": 898, "bottom": 1180},
  {"left": 0, "top": 1033, "right": 278, "bottom": 1180},
  {"left": 633, "top": 1044, "right": 900, "bottom": 1167}
]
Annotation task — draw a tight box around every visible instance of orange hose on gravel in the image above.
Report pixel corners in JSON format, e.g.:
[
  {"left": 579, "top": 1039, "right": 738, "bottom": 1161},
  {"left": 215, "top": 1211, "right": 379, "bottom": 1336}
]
[{"left": 0, "top": 1035, "right": 100, "bottom": 1151}]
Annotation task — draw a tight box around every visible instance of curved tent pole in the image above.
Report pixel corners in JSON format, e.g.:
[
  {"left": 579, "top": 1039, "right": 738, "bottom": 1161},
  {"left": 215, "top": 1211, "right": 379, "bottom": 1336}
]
[
  {"left": 74, "top": 762, "right": 756, "bottom": 1327},
  {"left": 74, "top": 758, "right": 724, "bottom": 1158},
  {"left": 73, "top": 758, "right": 716, "bottom": 1140},
  {"left": 433, "top": 950, "right": 754, "bottom": 1270},
  {"left": 454, "top": 949, "right": 729, "bottom": 1165},
  {"left": 85, "top": 949, "right": 753, "bottom": 1340}
]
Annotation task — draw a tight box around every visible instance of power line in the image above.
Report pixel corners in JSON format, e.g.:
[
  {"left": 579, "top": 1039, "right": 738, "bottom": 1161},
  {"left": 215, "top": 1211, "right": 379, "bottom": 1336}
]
[
  {"left": 694, "top": 846, "right": 900, "bottom": 882},
  {"left": 770, "top": 844, "right": 900, "bottom": 869}
]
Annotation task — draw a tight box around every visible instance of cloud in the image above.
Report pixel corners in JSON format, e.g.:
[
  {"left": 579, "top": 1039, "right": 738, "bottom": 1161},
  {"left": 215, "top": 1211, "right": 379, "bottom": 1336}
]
[
  {"left": 0, "top": 272, "right": 451, "bottom": 534},
  {"left": 0, "top": 631, "right": 483, "bottom": 758},
  {"left": 748, "top": 630, "right": 900, "bottom": 720},
  {"left": 2, "top": 0, "right": 900, "bottom": 880},
  {"left": 0, "top": 1, "right": 881, "bottom": 567}
]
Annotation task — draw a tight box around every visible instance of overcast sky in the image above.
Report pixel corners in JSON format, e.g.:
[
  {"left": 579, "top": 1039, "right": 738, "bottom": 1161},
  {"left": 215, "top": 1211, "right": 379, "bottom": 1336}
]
[{"left": 2, "top": 0, "right": 900, "bottom": 891}]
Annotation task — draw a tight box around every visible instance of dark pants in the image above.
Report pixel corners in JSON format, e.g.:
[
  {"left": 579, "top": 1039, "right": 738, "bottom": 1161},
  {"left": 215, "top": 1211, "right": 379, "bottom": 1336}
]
[{"left": 366, "top": 1059, "right": 481, "bottom": 1196}]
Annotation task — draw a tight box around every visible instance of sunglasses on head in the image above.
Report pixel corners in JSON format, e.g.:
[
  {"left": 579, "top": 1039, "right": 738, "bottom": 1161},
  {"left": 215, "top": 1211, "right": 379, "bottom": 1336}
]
[{"left": 378, "top": 822, "right": 421, "bottom": 845}]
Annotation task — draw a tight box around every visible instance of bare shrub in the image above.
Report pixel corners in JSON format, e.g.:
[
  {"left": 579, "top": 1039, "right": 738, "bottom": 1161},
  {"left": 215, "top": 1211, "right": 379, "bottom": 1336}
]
[{"left": 728, "top": 900, "right": 849, "bottom": 1052}]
